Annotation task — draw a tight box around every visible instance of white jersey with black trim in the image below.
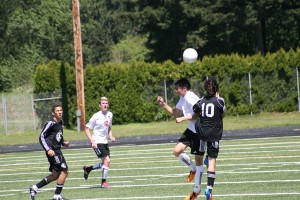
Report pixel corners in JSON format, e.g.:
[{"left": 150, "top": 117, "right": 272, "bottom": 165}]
[
  {"left": 176, "top": 90, "right": 200, "bottom": 133},
  {"left": 86, "top": 111, "right": 113, "bottom": 144}
]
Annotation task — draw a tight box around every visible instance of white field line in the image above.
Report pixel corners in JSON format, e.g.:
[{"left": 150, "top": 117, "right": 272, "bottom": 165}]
[
  {"left": 0, "top": 144, "right": 298, "bottom": 161},
  {"left": 1, "top": 137, "right": 300, "bottom": 159},
  {"left": 73, "top": 192, "right": 300, "bottom": 200},
  {"left": 0, "top": 173, "right": 187, "bottom": 183},
  {"left": 1, "top": 179, "right": 300, "bottom": 193},
  {"left": 1, "top": 144, "right": 300, "bottom": 164},
  {"left": 1, "top": 170, "right": 300, "bottom": 184},
  {"left": 1, "top": 167, "right": 300, "bottom": 177},
  {"left": 1, "top": 136, "right": 300, "bottom": 159},
  {"left": 1, "top": 153, "right": 300, "bottom": 169},
  {"left": 1, "top": 159, "right": 299, "bottom": 173},
  {"left": 0, "top": 148, "right": 174, "bottom": 160}
]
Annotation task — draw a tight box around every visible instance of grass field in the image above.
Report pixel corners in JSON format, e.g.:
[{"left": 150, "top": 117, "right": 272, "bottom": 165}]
[{"left": 1, "top": 135, "right": 300, "bottom": 200}]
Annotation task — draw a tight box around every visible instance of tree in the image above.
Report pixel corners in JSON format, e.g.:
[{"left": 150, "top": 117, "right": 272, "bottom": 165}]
[
  {"left": 110, "top": 34, "right": 151, "bottom": 63},
  {"left": 246, "top": 0, "right": 300, "bottom": 55}
]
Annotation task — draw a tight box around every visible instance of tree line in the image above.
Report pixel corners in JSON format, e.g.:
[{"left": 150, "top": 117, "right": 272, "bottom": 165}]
[{"left": 0, "top": 0, "right": 299, "bottom": 92}]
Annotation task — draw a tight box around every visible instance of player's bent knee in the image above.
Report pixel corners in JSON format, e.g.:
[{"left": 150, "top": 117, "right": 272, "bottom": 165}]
[
  {"left": 62, "top": 170, "right": 68, "bottom": 177},
  {"left": 173, "top": 150, "right": 180, "bottom": 157}
]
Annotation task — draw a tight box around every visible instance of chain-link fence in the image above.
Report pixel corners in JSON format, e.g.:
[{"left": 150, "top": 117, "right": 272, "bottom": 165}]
[
  {"left": 0, "top": 93, "right": 36, "bottom": 134},
  {"left": 1, "top": 72, "right": 299, "bottom": 135},
  {"left": 0, "top": 91, "right": 62, "bottom": 135}
]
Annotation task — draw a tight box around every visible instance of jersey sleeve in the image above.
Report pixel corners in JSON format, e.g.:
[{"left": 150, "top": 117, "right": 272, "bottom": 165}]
[
  {"left": 175, "top": 98, "right": 182, "bottom": 110},
  {"left": 217, "top": 97, "right": 226, "bottom": 114},
  {"left": 39, "top": 121, "right": 54, "bottom": 151},
  {"left": 189, "top": 93, "right": 200, "bottom": 106},
  {"left": 86, "top": 114, "right": 96, "bottom": 129},
  {"left": 193, "top": 99, "right": 203, "bottom": 114}
]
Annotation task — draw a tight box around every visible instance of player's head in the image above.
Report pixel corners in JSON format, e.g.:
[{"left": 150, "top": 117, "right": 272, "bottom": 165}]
[
  {"left": 174, "top": 78, "right": 191, "bottom": 90},
  {"left": 51, "top": 104, "right": 63, "bottom": 121},
  {"left": 204, "top": 78, "right": 219, "bottom": 96},
  {"left": 52, "top": 104, "right": 62, "bottom": 113},
  {"left": 99, "top": 96, "right": 109, "bottom": 111}
]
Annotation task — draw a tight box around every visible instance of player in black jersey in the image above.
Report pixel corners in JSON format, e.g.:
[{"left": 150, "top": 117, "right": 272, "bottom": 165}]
[
  {"left": 29, "top": 105, "right": 70, "bottom": 200},
  {"left": 193, "top": 79, "right": 226, "bottom": 200}
]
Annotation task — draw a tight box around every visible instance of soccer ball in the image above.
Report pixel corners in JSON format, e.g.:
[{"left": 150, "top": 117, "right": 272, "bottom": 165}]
[{"left": 183, "top": 48, "right": 198, "bottom": 63}]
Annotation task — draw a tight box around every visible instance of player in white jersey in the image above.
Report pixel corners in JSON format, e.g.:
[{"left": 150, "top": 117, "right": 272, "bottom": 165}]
[
  {"left": 82, "top": 97, "right": 116, "bottom": 188},
  {"left": 157, "top": 78, "right": 205, "bottom": 200}
]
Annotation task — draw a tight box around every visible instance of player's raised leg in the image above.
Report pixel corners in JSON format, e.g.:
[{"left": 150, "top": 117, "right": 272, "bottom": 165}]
[{"left": 174, "top": 142, "right": 196, "bottom": 182}]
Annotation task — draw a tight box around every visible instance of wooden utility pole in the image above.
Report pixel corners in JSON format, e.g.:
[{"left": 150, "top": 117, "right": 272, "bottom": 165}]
[{"left": 72, "top": 0, "right": 85, "bottom": 131}]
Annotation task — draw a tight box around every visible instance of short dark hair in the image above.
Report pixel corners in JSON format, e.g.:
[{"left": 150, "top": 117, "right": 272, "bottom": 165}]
[
  {"left": 174, "top": 78, "right": 191, "bottom": 90},
  {"left": 52, "top": 104, "right": 62, "bottom": 112},
  {"left": 204, "top": 79, "right": 219, "bottom": 96}
]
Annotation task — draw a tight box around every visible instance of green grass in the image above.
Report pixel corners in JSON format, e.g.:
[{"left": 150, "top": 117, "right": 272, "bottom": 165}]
[
  {"left": 0, "top": 136, "right": 300, "bottom": 199},
  {"left": 1, "top": 112, "right": 300, "bottom": 146}
]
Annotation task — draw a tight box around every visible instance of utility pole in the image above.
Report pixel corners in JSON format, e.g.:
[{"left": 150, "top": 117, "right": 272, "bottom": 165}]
[{"left": 72, "top": 0, "right": 85, "bottom": 131}]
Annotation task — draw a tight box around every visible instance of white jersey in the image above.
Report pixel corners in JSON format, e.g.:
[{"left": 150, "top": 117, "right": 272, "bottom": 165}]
[
  {"left": 176, "top": 90, "right": 200, "bottom": 133},
  {"left": 86, "top": 111, "right": 113, "bottom": 144}
]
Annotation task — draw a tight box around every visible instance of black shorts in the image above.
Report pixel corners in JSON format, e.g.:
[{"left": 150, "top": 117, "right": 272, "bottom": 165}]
[
  {"left": 178, "top": 128, "right": 205, "bottom": 155},
  {"left": 94, "top": 143, "right": 110, "bottom": 158},
  {"left": 206, "top": 141, "right": 220, "bottom": 158},
  {"left": 46, "top": 151, "right": 68, "bottom": 172}
]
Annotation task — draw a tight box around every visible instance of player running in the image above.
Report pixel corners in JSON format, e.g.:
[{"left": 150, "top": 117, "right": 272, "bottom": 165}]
[
  {"left": 82, "top": 97, "right": 116, "bottom": 189},
  {"left": 29, "top": 105, "right": 69, "bottom": 200}
]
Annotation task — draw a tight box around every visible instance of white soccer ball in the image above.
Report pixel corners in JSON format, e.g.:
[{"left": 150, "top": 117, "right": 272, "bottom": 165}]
[{"left": 183, "top": 48, "right": 198, "bottom": 63}]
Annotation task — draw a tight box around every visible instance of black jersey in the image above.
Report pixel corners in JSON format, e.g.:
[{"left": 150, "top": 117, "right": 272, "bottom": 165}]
[
  {"left": 39, "top": 120, "right": 64, "bottom": 152},
  {"left": 193, "top": 96, "right": 226, "bottom": 141}
]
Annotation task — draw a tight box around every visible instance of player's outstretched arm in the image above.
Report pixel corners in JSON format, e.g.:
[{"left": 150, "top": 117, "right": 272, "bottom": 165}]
[{"left": 157, "top": 96, "right": 181, "bottom": 117}]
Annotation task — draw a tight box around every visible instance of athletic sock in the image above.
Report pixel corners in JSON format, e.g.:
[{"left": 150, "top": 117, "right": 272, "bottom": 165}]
[
  {"left": 194, "top": 165, "right": 204, "bottom": 193},
  {"left": 178, "top": 152, "right": 196, "bottom": 171},
  {"left": 102, "top": 166, "right": 109, "bottom": 179},
  {"left": 32, "top": 185, "right": 38, "bottom": 191},
  {"left": 54, "top": 184, "right": 64, "bottom": 195},
  {"left": 92, "top": 162, "right": 102, "bottom": 170},
  {"left": 207, "top": 171, "right": 216, "bottom": 190},
  {"left": 36, "top": 177, "right": 48, "bottom": 189}
]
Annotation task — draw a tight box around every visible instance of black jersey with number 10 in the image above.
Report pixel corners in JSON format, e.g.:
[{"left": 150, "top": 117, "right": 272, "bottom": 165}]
[{"left": 193, "top": 96, "right": 226, "bottom": 141}]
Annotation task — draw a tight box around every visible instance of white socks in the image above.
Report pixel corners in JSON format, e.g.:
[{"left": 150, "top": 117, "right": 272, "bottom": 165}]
[
  {"left": 178, "top": 152, "right": 196, "bottom": 171},
  {"left": 102, "top": 166, "right": 109, "bottom": 179},
  {"left": 194, "top": 165, "right": 204, "bottom": 193},
  {"left": 92, "top": 162, "right": 102, "bottom": 170}
]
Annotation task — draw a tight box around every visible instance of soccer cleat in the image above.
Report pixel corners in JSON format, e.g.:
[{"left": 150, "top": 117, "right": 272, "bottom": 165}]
[
  {"left": 204, "top": 188, "right": 213, "bottom": 200},
  {"left": 186, "top": 170, "right": 196, "bottom": 182},
  {"left": 29, "top": 186, "right": 37, "bottom": 200},
  {"left": 204, "top": 155, "right": 209, "bottom": 168},
  {"left": 83, "top": 166, "right": 90, "bottom": 180},
  {"left": 184, "top": 191, "right": 200, "bottom": 200},
  {"left": 53, "top": 194, "right": 67, "bottom": 200},
  {"left": 100, "top": 182, "right": 111, "bottom": 189}
]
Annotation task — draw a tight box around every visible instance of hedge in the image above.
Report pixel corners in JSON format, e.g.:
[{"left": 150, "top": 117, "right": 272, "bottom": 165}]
[{"left": 34, "top": 48, "right": 300, "bottom": 127}]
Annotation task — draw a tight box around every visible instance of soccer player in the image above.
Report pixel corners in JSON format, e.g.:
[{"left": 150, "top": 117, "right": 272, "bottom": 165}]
[
  {"left": 157, "top": 78, "right": 205, "bottom": 200},
  {"left": 82, "top": 97, "right": 116, "bottom": 188},
  {"left": 29, "top": 105, "right": 69, "bottom": 200},
  {"left": 193, "top": 78, "right": 226, "bottom": 200}
]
